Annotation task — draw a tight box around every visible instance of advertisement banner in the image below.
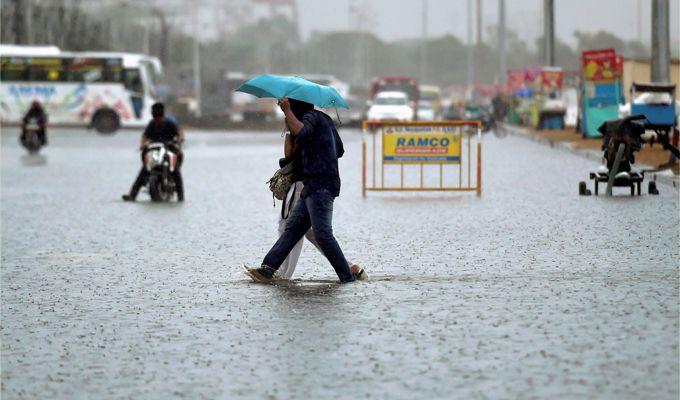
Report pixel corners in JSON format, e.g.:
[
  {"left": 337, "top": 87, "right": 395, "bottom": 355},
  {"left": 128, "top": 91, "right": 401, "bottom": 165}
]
[
  {"left": 562, "top": 70, "right": 579, "bottom": 88},
  {"left": 540, "top": 67, "right": 564, "bottom": 91},
  {"left": 506, "top": 70, "right": 526, "bottom": 93},
  {"left": 582, "top": 48, "right": 618, "bottom": 81},
  {"left": 524, "top": 66, "right": 542, "bottom": 88},
  {"left": 383, "top": 125, "right": 461, "bottom": 164}
]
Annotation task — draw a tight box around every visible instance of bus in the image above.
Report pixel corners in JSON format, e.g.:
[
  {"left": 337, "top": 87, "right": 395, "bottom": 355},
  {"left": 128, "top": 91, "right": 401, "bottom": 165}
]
[{"left": 0, "top": 45, "right": 162, "bottom": 133}]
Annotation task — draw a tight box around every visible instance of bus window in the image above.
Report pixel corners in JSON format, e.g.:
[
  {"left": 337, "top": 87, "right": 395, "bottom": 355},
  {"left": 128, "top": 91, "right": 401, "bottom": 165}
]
[
  {"left": 104, "top": 59, "right": 123, "bottom": 83},
  {"left": 27, "top": 58, "right": 64, "bottom": 81},
  {"left": 67, "top": 58, "right": 106, "bottom": 82},
  {"left": 1, "top": 57, "right": 29, "bottom": 81},
  {"left": 100, "top": 67, "right": 122, "bottom": 83}
]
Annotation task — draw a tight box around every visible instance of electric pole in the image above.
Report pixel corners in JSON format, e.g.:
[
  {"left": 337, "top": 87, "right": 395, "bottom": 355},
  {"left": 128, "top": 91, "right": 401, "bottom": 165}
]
[
  {"left": 191, "top": 3, "right": 202, "bottom": 117},
  {"left": 651, "top": 0, "right": 670, "bottom": 82},
  {"left": 420, "top": 0, "right": 428, "bottom": 83},
  {"left": 476, "top": 0, "right": 482, "bottom": 45},
  {"left": 467, "top": 0, "right": 474, "bottom": 100},
  {"left": 498, "top": 0, "right": 506, "bottom": 83},
  {"left": 543, "top": 0, "right": 554, "bottom": 66}
]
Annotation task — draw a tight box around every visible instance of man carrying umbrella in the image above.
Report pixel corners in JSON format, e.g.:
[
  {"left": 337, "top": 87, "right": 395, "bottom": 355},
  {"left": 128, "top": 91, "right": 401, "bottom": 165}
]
[{"left": 244, "top": 96, "right": 357, "bottom": 283}]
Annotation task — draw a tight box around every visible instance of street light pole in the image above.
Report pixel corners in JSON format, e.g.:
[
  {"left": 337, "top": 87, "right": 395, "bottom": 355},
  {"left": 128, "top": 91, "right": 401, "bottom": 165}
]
[
  {"left": 476, "top": 0, "right": 482, "bottom": 45},
  {"left": 543, "top": 0, "right": 555, "bottom": 66},
  {"left": 467, "top": 0, "right": 474, "bottom": 100},
  {"left": 420, "top": 0, "right": 428, "bottom": 83},
  {"left": 651, "top": 0, "right": 670, "bottom": 83},
  {"left": 498, "top": 0, "right": 506, "bottom": 83},
  {"left": 192, "top": 3, "right": 202, "bottom": 118}
]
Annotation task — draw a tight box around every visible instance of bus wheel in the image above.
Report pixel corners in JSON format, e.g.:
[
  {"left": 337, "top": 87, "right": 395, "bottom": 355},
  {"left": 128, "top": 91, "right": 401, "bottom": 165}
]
[{"left": 92, "top": 109, "right": 120, "bottom": 134}]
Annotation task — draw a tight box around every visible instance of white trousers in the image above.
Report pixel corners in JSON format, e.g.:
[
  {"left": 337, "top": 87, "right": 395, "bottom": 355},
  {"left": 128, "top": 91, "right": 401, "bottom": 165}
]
[{"left": 275, "top": 181, "right": 352, "bottom": 279}]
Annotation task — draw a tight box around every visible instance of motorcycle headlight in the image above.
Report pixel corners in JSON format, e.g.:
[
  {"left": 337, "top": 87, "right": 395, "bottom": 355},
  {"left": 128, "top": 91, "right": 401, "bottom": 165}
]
[{"left": 147, "top": 150, "right": 164, "bottom": 169}]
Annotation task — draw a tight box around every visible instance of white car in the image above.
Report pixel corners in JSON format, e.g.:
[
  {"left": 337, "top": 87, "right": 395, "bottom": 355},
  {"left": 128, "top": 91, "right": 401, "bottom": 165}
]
[
  {"left": 367, "top": 91, "right": 414, "bottom": 122},
  {"left": 417, "top": 101, "right": 437, "bottom": 121}
]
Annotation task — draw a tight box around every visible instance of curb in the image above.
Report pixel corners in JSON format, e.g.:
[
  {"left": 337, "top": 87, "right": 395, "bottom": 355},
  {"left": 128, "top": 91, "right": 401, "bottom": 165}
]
[{"left": 500, "top": 123, "right": 679, "bottom": 189}]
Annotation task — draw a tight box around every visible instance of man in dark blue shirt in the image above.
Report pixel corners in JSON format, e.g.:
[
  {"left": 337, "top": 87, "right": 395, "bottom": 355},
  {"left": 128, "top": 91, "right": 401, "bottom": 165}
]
[
  {"left": 245, "top": 98, "right": 356, "bottom": 283},
  {"left": 122, "top": 103, "right": 185, "bottom": 202},
  {"left": 294, "top": 103, "right": 344, "bottom": 199}
]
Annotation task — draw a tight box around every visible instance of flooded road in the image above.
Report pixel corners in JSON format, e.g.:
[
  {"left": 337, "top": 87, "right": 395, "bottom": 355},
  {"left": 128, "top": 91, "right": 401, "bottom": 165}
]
[{"left": 2, "top": 127, "right": 678, "bottom": 399}]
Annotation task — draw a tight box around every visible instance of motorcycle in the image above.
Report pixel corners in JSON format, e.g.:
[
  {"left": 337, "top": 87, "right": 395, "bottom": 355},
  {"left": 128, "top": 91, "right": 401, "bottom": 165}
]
[
  {"left": 464, "top": 104, "right": 495, "bottom": 133},
  {"left": 481, "top": 112, "right": 497, "bottom": 133},
  {"left": 144, "top": 142, "right": 179, "bottom": 202},
  {"left": 20, "top": 118, "right": 44, "bottom": 154}
]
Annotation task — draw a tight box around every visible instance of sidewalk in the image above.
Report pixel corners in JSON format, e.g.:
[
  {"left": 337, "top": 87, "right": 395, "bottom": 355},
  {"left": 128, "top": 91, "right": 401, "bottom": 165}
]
[{"left": 501, "top": 123, "right": 680, "bottom": 188}]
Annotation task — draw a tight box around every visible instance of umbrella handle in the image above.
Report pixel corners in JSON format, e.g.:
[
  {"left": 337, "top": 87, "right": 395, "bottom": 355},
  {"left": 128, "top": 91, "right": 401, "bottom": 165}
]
[{"left": 333, "top": 102, "right": 342, "bottom": 126}]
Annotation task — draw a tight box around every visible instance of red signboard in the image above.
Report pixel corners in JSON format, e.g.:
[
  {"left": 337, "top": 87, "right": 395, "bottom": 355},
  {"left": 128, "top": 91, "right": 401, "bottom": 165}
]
[
  {"left": 582, "top": 48, "right": 619, "bottom": 81},
  {"left": 541, "top": 67, "right": 563, "bottom": 91},
  {"left": 506, "top": 70, "right": 525, "bottom": 93}
]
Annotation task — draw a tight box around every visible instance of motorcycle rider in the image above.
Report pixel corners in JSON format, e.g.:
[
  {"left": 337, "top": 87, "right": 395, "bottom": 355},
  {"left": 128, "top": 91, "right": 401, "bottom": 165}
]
[
  {"left": 122, "top": 102, "right": 185, "bottom": 202},
  {"left": 21, "top": 100, "right": 48, "bottom": 145}
]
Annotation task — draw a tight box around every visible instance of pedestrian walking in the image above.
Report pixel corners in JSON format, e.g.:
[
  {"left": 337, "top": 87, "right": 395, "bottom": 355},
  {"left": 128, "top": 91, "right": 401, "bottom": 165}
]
[
  {"left": 245, "top": 98, "right": 364, "bottom": 283},
  {"left": 275, "top": 130, "right": 365, "bottom": 280}
]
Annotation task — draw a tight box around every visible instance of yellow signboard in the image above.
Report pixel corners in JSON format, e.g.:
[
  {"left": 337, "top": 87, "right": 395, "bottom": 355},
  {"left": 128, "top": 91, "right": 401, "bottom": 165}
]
[{"left": 382, "top": 125, "right": 461, "bottom": 164}]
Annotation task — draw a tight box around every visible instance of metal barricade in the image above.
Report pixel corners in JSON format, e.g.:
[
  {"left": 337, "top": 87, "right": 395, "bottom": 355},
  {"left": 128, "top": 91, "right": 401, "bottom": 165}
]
[{"left": 361, "top": 120, "right": 482, "bottom": 196}]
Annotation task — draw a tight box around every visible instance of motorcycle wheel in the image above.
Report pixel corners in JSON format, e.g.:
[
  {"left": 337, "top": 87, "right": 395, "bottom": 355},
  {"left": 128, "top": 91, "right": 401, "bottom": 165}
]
[
  {"left": 23, "top": 133, "right": 41, "bottom": 154},
  {"left": 149, "top": 175, "right": 170, "bottom": 202}
]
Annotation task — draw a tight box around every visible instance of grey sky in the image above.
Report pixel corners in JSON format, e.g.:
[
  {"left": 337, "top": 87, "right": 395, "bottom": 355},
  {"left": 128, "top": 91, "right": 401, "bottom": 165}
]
[{"left": 297, "top": 0, "right": 680, "bottom": 49}]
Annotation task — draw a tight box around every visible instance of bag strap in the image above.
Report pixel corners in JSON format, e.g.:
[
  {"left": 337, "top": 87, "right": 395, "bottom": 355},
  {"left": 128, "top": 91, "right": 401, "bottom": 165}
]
[{"left": 282, "top": 184, "right": 296, "bottom": 220}]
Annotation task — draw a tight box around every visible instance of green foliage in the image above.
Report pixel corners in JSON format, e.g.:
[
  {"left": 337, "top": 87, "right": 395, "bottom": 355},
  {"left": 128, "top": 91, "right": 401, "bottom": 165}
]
[{"left": 574, "top": 30, "right": 649, "bottom": 59}]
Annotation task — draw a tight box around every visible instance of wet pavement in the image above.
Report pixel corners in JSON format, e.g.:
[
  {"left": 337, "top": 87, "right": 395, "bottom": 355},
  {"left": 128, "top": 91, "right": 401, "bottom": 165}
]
[{"left": 1, "top": 126, "right": 678, "bottom": 399}]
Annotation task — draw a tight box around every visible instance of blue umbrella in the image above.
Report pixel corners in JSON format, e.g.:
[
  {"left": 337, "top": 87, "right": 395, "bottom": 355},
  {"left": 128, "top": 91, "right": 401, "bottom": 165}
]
[{"left": 236, "top": 74, "right": 349, "bottom": 109}]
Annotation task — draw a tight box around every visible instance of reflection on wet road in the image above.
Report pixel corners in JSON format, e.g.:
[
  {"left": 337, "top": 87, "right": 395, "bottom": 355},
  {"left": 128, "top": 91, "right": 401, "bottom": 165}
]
[{"left": 2, "top": 127, "right": 678, "bottom": 399}]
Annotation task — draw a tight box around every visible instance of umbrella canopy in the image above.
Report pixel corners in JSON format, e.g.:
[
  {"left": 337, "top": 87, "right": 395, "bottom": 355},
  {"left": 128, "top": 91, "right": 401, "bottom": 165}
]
[{"left": 236, "top": 74, "right": 349, "bottom": 109}]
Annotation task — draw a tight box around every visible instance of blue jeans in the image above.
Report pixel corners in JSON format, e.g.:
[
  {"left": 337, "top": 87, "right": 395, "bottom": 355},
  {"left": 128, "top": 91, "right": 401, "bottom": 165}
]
[{"left": 262, "top": 188, "right": 355, "bottom": 283}]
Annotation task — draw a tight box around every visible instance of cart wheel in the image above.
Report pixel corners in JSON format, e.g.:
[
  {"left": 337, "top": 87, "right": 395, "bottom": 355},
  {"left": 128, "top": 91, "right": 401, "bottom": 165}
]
[
  {"left": 648, "top": 181, "right": 659, "bottom": 195},
  {"left": 579, "top": 181, "right": 589, "bottom": 196}
]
